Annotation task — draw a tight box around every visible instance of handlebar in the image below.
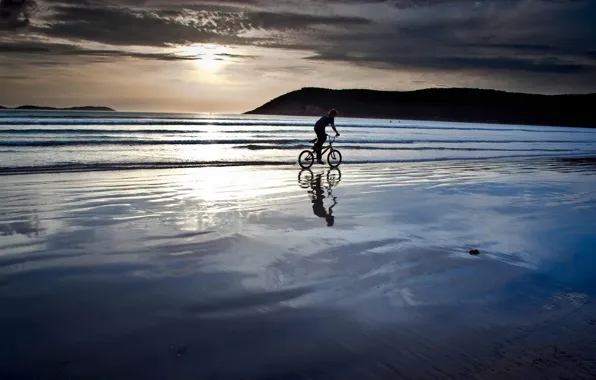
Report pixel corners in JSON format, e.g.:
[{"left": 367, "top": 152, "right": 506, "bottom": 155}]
[{"left": 311, "top": 134, "right": 339, "bottom": 144}]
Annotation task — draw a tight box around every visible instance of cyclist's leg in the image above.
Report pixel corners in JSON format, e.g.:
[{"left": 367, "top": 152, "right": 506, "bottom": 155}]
[{"left": 315, "top": 131, "right": 327, "bottom": 161}]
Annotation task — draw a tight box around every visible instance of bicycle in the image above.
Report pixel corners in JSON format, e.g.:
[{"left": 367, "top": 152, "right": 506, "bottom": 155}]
[
  {"left": 298, "top": 168, "right": 342, "bottom": 189},
  {"left": 298, "top": 135, "right": 343, "bottom": 169}
]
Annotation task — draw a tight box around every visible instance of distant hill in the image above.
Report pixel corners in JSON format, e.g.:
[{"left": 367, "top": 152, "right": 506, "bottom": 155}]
[
  {"left": 246, "top": 87, "right": 596, "bottom": 128},
  {"left": 0, "top": 105, "right": 115, "bottom": 111}
]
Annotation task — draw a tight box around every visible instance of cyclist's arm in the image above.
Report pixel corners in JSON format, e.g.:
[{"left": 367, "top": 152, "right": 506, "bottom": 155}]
[{"left": 331, "top": 123, "right": 340, "bottom": 136}]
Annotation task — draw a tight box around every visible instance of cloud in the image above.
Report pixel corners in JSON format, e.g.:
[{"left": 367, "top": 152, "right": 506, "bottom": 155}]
[
  {"left": 19, "top": 1, "right": 370, "bottom": 48},
  {"left": 0, "top": 74, "right": 30, "bottom": 79},
  {"left": 306, "top": 50, "right": 593, "bottom": 75},
  {"left": 295, "top": 0, "right": 596, "bottom": 78},
  {"left": 1, "top": 0, "right": 595, "bottom": 97},
  {"left": 0, "top": 42, "right": 48, "bottom": 52},
  {"left": 0, "top": 40, "right": 257, "bottom": 63},
  {"left": 0, "top": 0, "right": 36, "bottom": 29}
]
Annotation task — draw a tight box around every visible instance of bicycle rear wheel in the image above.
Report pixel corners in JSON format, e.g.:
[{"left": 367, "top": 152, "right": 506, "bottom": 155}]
[
  {"left": 298, "top": 169, "right": 313, "bottom": 188},
  {"left": 299, "top": 150, "right": 315, "bottom": 168},
  {"left": 327, "top": 149, "right": 342, "bottom": 168}
]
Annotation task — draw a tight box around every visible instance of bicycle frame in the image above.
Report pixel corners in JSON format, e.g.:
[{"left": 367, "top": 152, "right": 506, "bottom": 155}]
[
  {"left": 312, "top": 135, "right": 336, "bottom": 155},
  {"left": 299, "top": 134, "right": 342, "bottom": 168}
]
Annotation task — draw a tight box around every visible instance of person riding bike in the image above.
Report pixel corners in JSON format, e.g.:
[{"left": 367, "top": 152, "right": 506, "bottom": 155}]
[{"left": 314, "top": 109, "right": 340, "bottom": 164}]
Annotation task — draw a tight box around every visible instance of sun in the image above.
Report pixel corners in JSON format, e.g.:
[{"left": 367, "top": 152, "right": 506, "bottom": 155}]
[{"left": 178, "top": 43, "right": 231, "bottom": 73}]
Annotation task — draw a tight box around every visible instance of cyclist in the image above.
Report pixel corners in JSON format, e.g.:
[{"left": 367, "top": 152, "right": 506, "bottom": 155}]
[{"left": 314, "top": 109, "right": 340, "bottom": 164}]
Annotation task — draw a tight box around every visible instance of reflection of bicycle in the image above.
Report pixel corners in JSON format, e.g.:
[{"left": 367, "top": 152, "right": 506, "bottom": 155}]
[
  {"left": 298, "top": 135, "right": 342, "bottom": 169},
  {"left": 326, "top": 168, "right": 341, "bottom": 187},
  {"left": 299, "top": 170, "right": 339, "bottom": 227},
  {"left": 298, "top": 168, "right": 342, "bottom": 189}
]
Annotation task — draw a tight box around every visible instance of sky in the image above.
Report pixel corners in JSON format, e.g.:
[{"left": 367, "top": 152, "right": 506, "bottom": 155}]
[{"left": 0, "top": 0, "right": 595, "bottom": 113}]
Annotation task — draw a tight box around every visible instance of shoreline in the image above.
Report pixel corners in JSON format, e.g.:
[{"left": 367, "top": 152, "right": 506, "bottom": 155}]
[{"left": 2, "top": 153, "right": 596, "bottom": 176}]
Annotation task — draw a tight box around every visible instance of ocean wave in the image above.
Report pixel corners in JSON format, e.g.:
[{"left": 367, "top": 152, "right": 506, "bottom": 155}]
[
  {"left": 1, "top": 121, "right": 594, "bottom": 134},
  {"left": 0, "top": 139, "right": 298, "bottom": 146},
  {"left": 0, "top": 120, "right": 324, "bottom": 127},
  {"left": 0, "top": 161, "right": 291, "bottom": 175},
  {"left": 0, "top": 113, "right": 184, "bottom": 120},
  {"left": 0, "top": 120, "right": 305, "bottom": 127},
  {"left": 0, "top": 128, "right": 203, "bottom": 134},
  {"left": 0, "top": 128, "right": 303, "bottom": 135},
  {"left": 2, "top": 153, "right": 594, "bottom": 175},
  {"left": 239, "top": 144, "right": 576, "bottom": 152},
  {"left": 0, "top": 113, "right": 275, "bottom": 121},
  {"left": 0, "top": 138, "right": 589, "bottom": 147}
]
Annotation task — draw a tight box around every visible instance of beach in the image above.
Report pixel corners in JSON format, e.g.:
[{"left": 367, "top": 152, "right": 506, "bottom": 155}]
[
  {"left": 2, "top": 158, "right": 596, "bottom": 379},
  {"left": 1, "top": 111, "right": 596, "bottom": 379}
]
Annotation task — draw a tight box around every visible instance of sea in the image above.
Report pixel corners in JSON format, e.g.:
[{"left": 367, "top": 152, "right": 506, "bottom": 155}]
[
  {"left": 2, "top": 110, "right": 596, "bottom": 174},
  {"left": 3, "top": 110, "right": 596, "bottom": 379}
]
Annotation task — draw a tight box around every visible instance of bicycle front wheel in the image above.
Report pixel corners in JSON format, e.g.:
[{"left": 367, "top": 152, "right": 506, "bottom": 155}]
[
  {"left": 327, "top": 149, "right": 342, "bottom": 168},
  {"left": 327, "top": 168, "right": 342, "bottom": 186},
  {"left": 299, "top": 150, "right": 315, "bottom": 169}
]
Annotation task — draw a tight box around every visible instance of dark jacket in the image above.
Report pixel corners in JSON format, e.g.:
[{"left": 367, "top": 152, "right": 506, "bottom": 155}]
[{"left": 314, "top": 115, "right": 334, "bottom": 133}]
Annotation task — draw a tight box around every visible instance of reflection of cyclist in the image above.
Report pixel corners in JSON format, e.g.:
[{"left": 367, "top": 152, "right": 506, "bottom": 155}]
[
  {"left": 310, "top": 173, "right": 337, "bottom": 227},
  {"left": 314, "top": 109, "right": 340, "bottom": 165}
]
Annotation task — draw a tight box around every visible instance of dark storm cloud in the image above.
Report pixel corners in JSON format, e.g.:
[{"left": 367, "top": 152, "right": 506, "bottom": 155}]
[
  {"left": 307, "top": 52, "right": 590, "bottom": 74},
  {"left": 0, "top": 0, "right": 36, "bottom": 29},
  {"left": 22, "top": 1, "right": 370, "bottom": 47},
  {"left": 296, "top": 0, "right": 596, "bottom": 77},
  {"left": 30, "top": 2, "right": 246, "bottom": 46},
  {"left": 0, "top": 42, "right": 47, "bottom": 52}
]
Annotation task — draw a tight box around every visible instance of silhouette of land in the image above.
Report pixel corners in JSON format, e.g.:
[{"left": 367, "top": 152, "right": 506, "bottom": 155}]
[
  {"left": 246, "top": 87, "right": 596, "bottom": 128},
  {"left": 0, "top": 105, "right": 115, "bottom": 111}
]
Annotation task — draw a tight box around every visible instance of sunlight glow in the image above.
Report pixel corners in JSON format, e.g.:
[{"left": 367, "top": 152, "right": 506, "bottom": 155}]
[{"left": 178, "top": 43, "right": 231, "bottom": 73}]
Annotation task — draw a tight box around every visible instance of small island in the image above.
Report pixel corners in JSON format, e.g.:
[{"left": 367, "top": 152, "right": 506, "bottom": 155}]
[
  {"left": 0, "top": 105, "right": 115, "bottom": 111},
  {"left": 246, "top": 87, "right": 596, "bottom": 128}
]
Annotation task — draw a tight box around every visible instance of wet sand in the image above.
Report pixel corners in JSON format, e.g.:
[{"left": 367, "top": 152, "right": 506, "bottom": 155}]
[{"left": 1, "top": 159, "right": 596, "bottom": 379}]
